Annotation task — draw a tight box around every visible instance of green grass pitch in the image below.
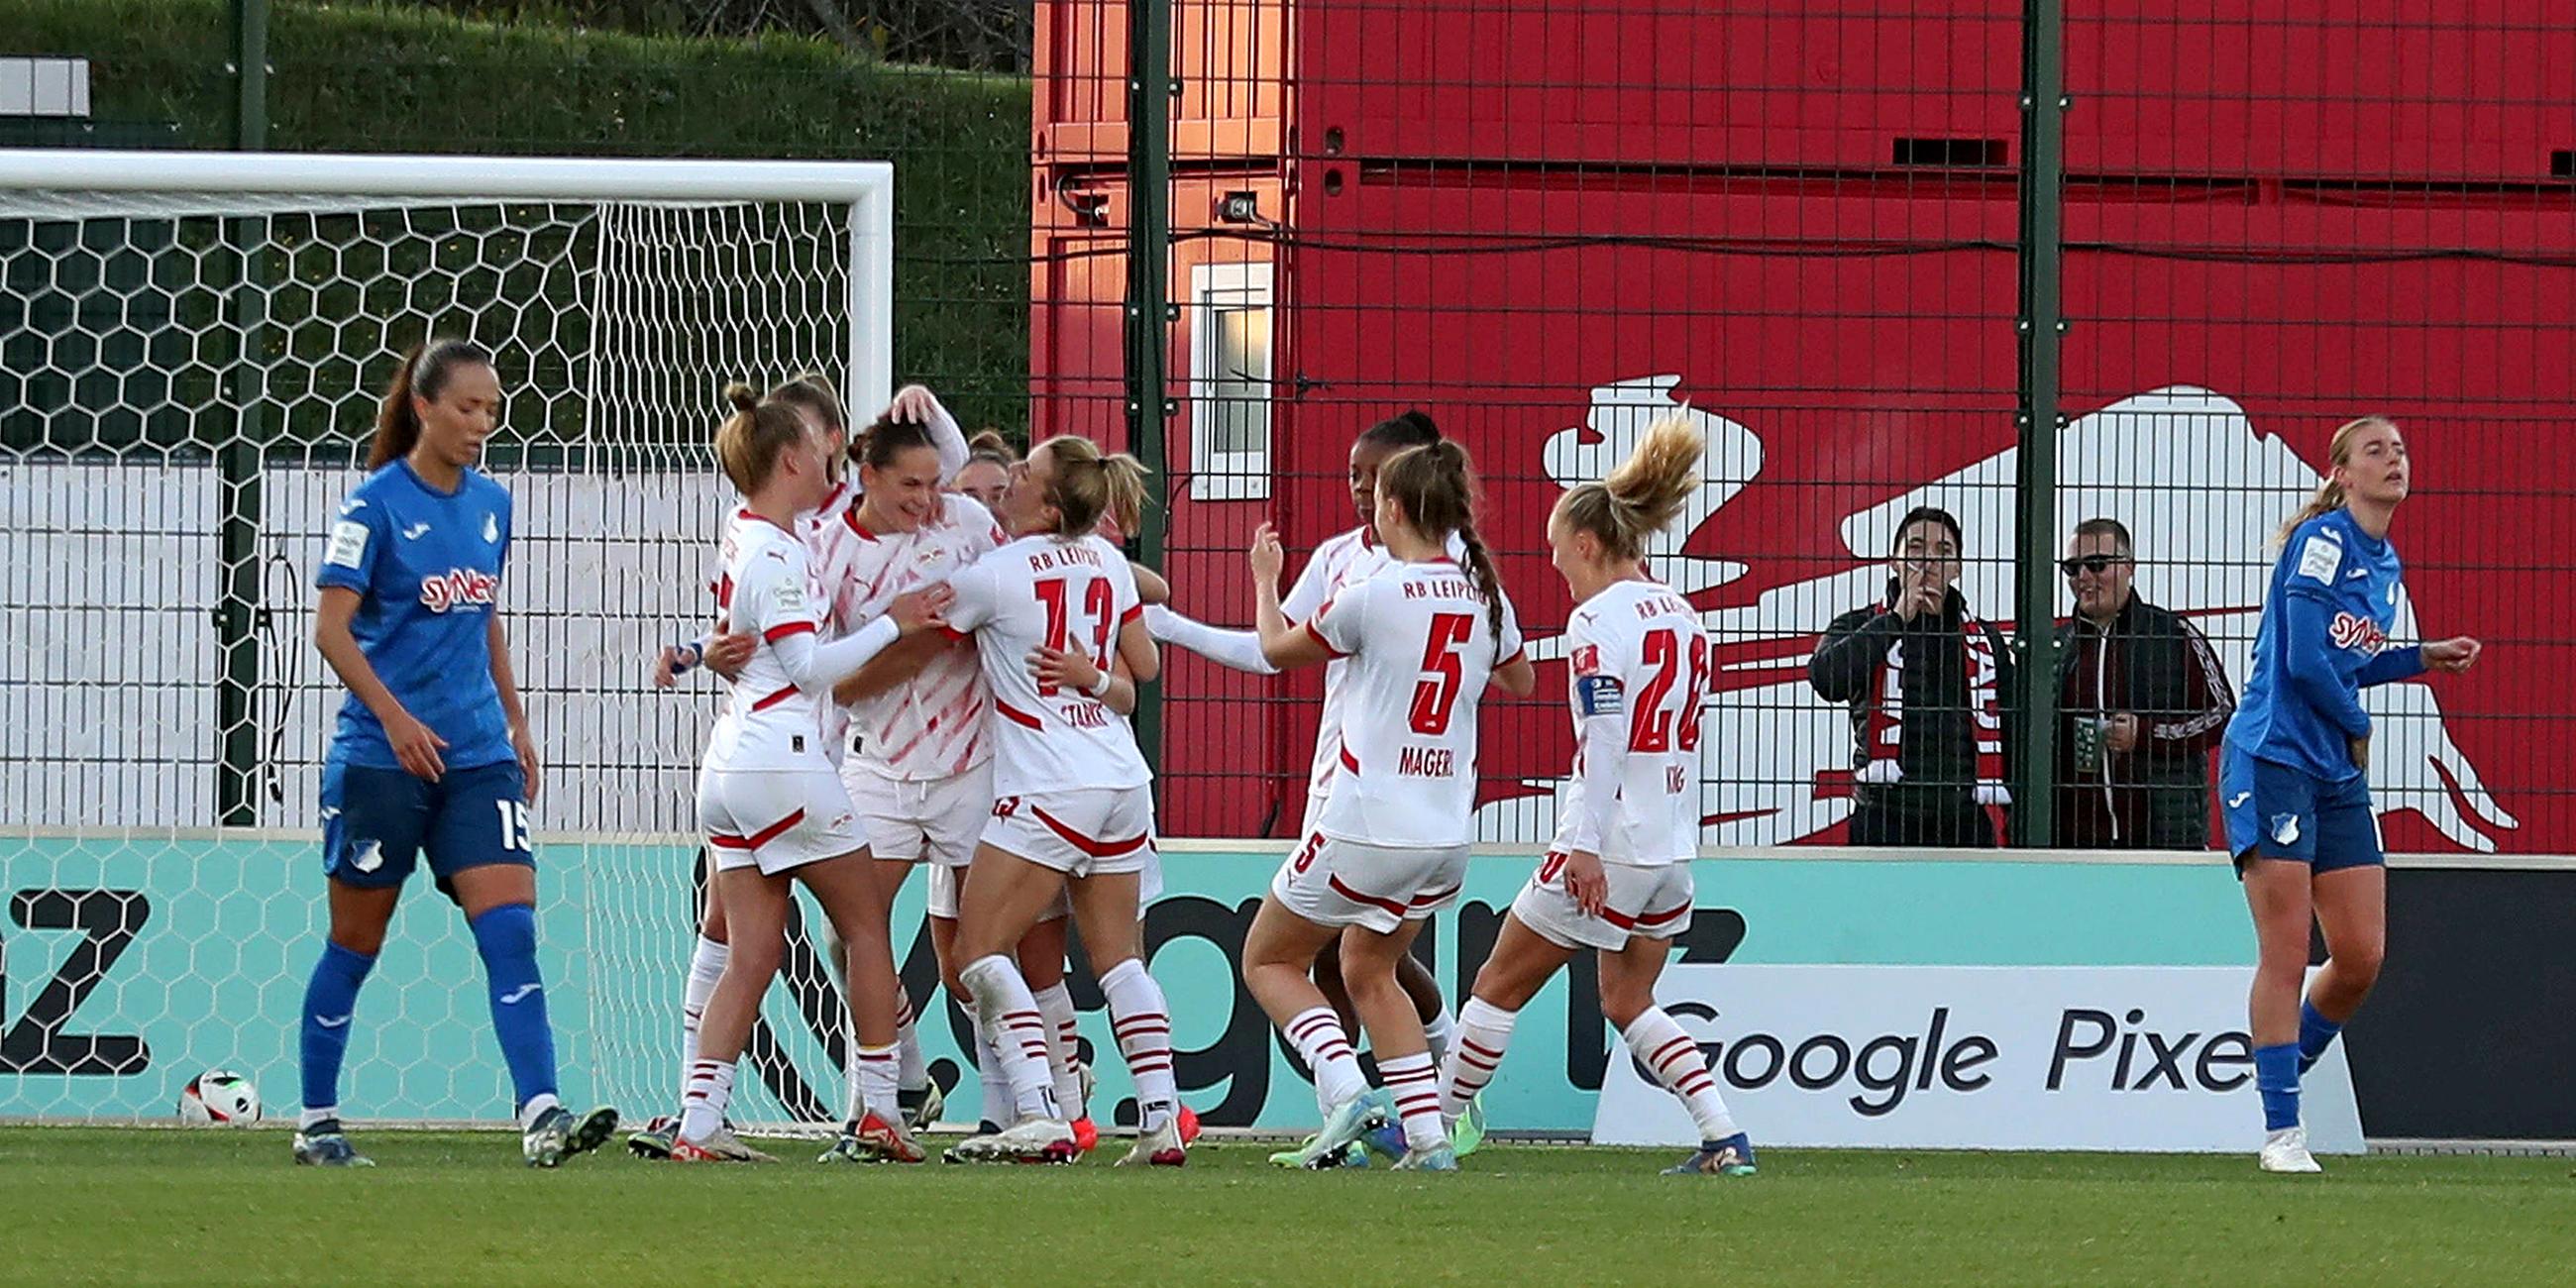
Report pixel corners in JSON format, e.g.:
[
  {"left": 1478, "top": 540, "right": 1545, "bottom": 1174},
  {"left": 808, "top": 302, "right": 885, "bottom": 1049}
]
[{"left": 6, "top": 1127, "right": 2573, "bottom": 1286}]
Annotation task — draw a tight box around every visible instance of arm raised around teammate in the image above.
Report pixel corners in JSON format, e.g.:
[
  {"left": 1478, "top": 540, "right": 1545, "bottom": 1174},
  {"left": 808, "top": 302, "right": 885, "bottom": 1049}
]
[
  {"left": 882, "top": 384, "right": 972, "bottom": 482},
  {"left": 1250, "top": 520, "right": 1346, "bottom": 670}
]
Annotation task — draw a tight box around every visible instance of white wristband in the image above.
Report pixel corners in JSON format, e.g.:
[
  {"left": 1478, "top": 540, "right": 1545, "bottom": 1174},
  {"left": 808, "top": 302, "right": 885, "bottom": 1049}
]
[{"left": 1085, "top": 669, "right": 1116, "bottom": 699}]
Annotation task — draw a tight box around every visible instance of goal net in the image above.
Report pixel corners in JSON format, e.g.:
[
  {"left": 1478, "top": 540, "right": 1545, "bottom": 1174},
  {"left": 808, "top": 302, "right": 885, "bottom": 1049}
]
[{"left": 0, "top": 149, "right": 892, "bottom": 1127}]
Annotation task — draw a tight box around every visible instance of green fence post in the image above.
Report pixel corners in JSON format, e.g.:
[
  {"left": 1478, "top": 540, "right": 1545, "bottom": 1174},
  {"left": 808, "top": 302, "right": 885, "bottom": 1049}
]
[
  {"left": 1125, "top": 0, "right": 1174, "bottom": 774},
  {"left": 215, "top": 0, "right": 269, "bottom": 825},
  {"left": 2012, "top": 0, "right": 2068, "bottom": 846}
]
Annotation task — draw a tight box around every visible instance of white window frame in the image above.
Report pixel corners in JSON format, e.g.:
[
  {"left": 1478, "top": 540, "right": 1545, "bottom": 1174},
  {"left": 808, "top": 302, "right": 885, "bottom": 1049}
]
[{"left": 1188, "top": 260, "right": 1274, "bottom": 501}]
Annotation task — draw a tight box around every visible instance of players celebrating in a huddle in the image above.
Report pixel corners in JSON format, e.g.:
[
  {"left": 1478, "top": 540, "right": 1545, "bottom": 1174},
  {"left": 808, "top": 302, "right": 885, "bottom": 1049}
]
[{"left": 672, "top": 387, "right": 948, "bottom": 1162}]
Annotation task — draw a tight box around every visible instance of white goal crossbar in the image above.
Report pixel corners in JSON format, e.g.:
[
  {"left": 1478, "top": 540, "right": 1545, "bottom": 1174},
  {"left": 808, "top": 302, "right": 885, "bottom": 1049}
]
[{"left": 0, "top": 148, "right": 897, "bottom": 414}]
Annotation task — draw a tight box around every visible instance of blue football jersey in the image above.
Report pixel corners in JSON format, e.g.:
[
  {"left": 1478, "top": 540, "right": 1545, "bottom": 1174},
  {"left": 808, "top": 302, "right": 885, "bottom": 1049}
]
[
  {"left": 2223, "top": 507, "right": 2424, "bottom": 782},
  {"left": 314, "top": 460, "right": 516, "bottom": 772}
]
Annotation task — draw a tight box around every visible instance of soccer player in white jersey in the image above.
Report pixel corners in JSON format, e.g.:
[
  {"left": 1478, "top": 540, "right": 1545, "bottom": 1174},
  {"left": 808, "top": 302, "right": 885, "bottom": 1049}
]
[
  {"left": 1144, "top": 410, "right": 1475, "bottom": 1164},
  {"left": 670, "top": 385, "right": 948, "bottom": 1162},
  {"left": 1431, "top": 414, "right": 1759, "bottom": 1177},
  {"left": 802, "top": 401, "right": 1014, "bottom": 1162},
  {"left": 635, "top": 377, "right": 964, "bottom": 1158},
  {"left": 939, "top": 436, "right": 1190, "bottom": 1166},
  {"left": 1242, "top": 439, "right": 1536, "bottom": 1171}
]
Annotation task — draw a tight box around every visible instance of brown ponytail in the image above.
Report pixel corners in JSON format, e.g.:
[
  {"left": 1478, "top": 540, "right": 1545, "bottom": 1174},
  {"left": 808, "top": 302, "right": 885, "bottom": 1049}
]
[
  {"left": 713, "top": 381, "right": 812, "bottom": 494},
  {"left": 2273, "top": 415, "right": 2393, "bottom": 549},
  {"left": 1556, "top": 413, "right": 1702, "bottom": 563},
  {"left": 1377, "top": 439, "right": 1505, "bottom": 644},
  {"left": 1035, "top": 434, "right": 1152, "bottom": 538},
  {"left": 370, "top": 338, "right": 491, "bottom": 470}
]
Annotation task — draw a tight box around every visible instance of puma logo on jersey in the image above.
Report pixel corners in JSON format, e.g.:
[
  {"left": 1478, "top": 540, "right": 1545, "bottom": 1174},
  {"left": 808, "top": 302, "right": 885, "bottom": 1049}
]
[
  {"left": 419, "top": 568, "right": 499, "bottom": 612},
  {"left": 498, "top": 984, "right": 542, "bottom": 1006},
  {"left": 2328, "top": 611, "right": 2387, "bottom": 655}
]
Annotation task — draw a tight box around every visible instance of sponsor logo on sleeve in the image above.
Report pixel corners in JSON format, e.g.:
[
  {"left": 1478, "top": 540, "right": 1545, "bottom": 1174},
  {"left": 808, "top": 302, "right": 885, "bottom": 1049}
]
[
  {"left": 2296, "top": 535, "right": 2341, "bottom": 585},
  {"left": 325, "top": 520, "right": 370, "bottom": 569}
]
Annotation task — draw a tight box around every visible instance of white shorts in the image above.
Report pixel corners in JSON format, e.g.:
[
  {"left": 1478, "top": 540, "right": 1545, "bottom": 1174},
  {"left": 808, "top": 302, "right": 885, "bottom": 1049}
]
[
  {"left": 842, "top": 759, "right": 994, "bottom": 867},
  {"left": 925, "top": 861, "right": 1066, "bottom": 923},
  {"left": 980, "top": 786, "right": 1158, "bottom": 879},
  {"left": 1269, "top": 830, "right": 1468, "bottom": 934},
  {"left": 697, "top": 764, "right": 861, "bottom": 877},
  {"left": 1511, "top": 853, "right": 1695, "bottom": 952}
]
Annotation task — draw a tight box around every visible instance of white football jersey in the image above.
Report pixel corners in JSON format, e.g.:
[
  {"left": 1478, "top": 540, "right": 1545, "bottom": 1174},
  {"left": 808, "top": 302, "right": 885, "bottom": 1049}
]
[
  {"left": 1552, "top": 580, "right": 1706, "bottom": 865},
  {"left": 702, "top": 513, "right": 831, "bottom": 773},
  {"left": 943, "top": 533, "right": 1150, "bottom": 797},
  {"left": 1307, "top": 557, "right": 1524, "bottom": 848},
  {"left": 1285, "top": 526, "right": 1469, "bottom": 817},
  {"left": 808, "top": 493, "right": 1008, "bottom": 780}
]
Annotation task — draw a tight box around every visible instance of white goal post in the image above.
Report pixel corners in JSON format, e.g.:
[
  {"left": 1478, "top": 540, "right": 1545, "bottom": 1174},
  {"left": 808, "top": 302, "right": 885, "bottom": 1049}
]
[{"left": 0, "top": 149, "right": 896, "bottom": 1127}]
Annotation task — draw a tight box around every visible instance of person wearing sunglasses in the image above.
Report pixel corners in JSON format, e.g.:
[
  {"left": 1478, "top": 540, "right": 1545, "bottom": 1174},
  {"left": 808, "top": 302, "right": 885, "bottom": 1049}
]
[{"left": 2051, "top": 518, "right": 2236, "bottom": 849}]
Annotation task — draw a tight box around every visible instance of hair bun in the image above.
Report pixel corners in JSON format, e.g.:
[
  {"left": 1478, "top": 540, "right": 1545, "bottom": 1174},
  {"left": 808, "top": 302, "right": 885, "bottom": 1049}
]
[{"left": 722, "top": 382, "right": 760, "bottom": 413}]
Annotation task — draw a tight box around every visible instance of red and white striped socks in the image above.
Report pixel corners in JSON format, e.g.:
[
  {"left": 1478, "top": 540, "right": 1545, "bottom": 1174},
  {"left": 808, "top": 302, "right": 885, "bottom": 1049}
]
[
  {"left": 1624, "top": 1007, "right": 1738, "bottom": 1141},
  {"left": 678, "top": 1056, "right": 733, "bottom": 1142},
  {"left": 1100, "top": 959, "right": 1177, "bottom": 1133},
  {"left": 1031, "top": 981, "right": 1088, "bottom": 1120},
  {"left": 960, "top": 954, "right": 1060, "bottom": 1123},
  {"left": 678, "top": 935, "right": 727, "bottom": 1099},
  {"left": 1439, "top": 997, "right": 1518, "bottom": 1123},
  {"left": 1284, "top": 1006, "right": 1367, "bottom": 1111},
  {"left": 1378, "top": 1051, "right": 1447, "bottom": 1151}
]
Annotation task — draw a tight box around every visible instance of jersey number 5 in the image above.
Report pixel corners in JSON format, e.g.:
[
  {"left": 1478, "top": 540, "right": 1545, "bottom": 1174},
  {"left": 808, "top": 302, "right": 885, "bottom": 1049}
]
[
  {"left": 1631, "top": 628, "right": 1709, "bottom": 753},
  {"left": 1034, "top": 577, "right": 1117, "bottom": 697},
  {"left": 1409, "top": 611, "right": 1476, "bottom": 735}
]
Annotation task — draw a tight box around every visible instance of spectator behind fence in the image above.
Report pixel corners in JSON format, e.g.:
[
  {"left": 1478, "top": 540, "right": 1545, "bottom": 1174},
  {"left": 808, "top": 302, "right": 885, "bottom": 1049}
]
[
  {"left": 1810, "top": 506, "right": 2015, "bottom": 847},
  {"left": 2052, "top": 518, "right": 2236, "bottom": 849}
]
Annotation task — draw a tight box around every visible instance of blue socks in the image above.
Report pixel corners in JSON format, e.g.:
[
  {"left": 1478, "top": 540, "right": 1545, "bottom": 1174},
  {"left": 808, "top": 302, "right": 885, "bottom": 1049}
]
[
  {"left": 299, "top": 940, "right": 377, "bottom": 1121},
  {"left": 2253, "top": 1042, "right": 2302, "bottom": 1130},
  {"left": 467, "top": 903, "right": 560, "bottom": 1121},
  {"left": 2297, "top": 1000, "right": 2344, "bottom": 1075}
]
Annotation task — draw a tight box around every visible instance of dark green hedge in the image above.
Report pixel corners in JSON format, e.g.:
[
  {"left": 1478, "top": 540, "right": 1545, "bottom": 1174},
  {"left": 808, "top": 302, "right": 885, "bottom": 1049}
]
[{"left": 1, "top": 0, "right": 1032, "bottom": 434}]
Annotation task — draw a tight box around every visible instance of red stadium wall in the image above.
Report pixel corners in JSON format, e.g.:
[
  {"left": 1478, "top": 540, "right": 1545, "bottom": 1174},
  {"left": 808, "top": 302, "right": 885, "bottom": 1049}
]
[{"left": 1031, "top": 1, "right": 2576, "bottom": 851}]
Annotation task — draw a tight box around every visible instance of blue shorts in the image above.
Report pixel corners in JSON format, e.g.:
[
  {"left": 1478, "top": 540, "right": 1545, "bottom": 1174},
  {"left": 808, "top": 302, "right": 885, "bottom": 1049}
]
[
  {"left": 321, "top": 759, "right": 534, "bottom": 895},
  {"left": 2218, "top": 748, "right": 2381, "bottom": 874}
]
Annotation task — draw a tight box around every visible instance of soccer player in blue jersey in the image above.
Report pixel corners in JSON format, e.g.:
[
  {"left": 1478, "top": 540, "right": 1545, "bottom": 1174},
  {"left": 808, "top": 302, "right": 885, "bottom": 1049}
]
[
  {"left": 2220, "top": 415, "right": 2480, "bottom": 1173},
  {"left": 295, "top": 338, "right": 619, "bottom": 1168}
]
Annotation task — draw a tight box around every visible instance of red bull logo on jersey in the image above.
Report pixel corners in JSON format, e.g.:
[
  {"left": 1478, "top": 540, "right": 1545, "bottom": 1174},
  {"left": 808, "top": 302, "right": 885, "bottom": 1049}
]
[
  {"left": 418, "top": 568, "right": 499, "bottom": 613},
  {"left": 2329, "top": 611, "right": 2388, "bottom": 655}
]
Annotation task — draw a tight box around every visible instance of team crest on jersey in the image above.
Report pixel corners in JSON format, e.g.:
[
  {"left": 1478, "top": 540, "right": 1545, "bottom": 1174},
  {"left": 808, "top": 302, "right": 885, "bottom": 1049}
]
[
  {"left": 483, "top": 512, "right": 499, "bottom": 544},
  {"left": 2328, "top": 611, "right": 2387, "bottom": 655},
  {"left": 418, "top": 568, "right": 499, "bottom": 613}
]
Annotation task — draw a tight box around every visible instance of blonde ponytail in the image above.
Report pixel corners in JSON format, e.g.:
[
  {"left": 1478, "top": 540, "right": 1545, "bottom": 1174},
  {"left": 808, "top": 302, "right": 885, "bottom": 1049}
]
[
  {"left": 1558, "top": 413, "right": 1704, "bottom": 563},
  {"left": 713, "top": 381, "right": 809, "bottom": 494},
  {"left": 1033, "top": 434, "right": 1154, "bottom": 538}
]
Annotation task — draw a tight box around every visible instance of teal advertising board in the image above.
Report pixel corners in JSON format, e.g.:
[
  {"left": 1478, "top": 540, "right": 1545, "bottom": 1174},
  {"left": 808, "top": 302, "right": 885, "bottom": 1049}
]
[{"left": 0, "top": 834, "right": 2253, "bottom": 1129}]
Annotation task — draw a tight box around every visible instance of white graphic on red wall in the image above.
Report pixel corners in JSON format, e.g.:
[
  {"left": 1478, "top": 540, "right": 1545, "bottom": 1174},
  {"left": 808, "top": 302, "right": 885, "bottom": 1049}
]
[{"left": 1477, "top": 378, "right": 2519, "bottom": 852}]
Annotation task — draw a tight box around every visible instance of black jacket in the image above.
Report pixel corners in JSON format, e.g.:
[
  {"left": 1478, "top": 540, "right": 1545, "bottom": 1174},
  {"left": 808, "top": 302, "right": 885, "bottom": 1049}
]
[
  {"left": 2051, "top": 592, "right": 2235, "bottom": 848},
  {"left": 1810, "top": 581, "right": 2017, "bottom": 814}
]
